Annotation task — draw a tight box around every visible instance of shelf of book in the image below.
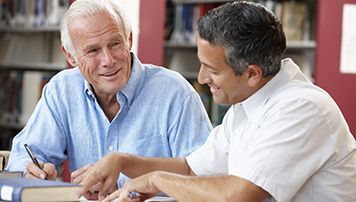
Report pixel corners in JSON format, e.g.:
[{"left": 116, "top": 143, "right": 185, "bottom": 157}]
[
  {"left": 0, "top": 0, "right": 69, "bottom": 150},
  {"left": 287, "top": 40, "right": 316, "bottom": 50}
]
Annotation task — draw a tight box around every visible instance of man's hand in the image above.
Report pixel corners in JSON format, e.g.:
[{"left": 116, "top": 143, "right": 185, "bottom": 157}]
[
  {"left": 79, "top": 153, "right": 122, "bottom": 200},
  {"left": 102, "top": 172, "right": 160, "bottom": 202},
  {"left": 25, "top": 162, "right": 57, "bottom": 180},
  {"left": 71, "top": 164, "right": 103, "bottom": 200}
]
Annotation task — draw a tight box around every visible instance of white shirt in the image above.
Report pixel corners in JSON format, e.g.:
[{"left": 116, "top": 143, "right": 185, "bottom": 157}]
[{"left": 187, "top": 58, "right": 356, "bottom": 201}]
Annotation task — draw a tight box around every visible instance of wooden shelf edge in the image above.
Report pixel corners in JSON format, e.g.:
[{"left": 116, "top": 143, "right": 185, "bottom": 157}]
[
  {"left": 0, "top": 26, "right": 60, "bottom": 33},
  {"left": 0, "top": 63, "right": 66, "bottom": 72},
  {"left": 0, "top": 121, "right": 25, "bottom": 130}
]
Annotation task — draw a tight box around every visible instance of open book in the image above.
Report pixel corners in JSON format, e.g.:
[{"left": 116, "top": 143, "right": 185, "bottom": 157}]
[
  {"left": 145, "top": 196, "right": 177, "bottom": 202},
  {"left": 81, "top": 195, "right": 177, "bottom": 202}
]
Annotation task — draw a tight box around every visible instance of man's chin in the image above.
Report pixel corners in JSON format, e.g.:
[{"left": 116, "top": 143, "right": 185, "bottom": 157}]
[
  {"left": 213, "top": 96, "right": 233, "bottom": 106},
  {"left": 212, "top": 96, "right": 224, "bottom": 105}
]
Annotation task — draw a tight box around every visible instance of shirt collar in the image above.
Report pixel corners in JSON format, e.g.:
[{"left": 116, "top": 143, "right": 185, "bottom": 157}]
[
  {"left": 84, "top": 53, "right": 145, "bottom": 106},
  {"left": 83, "top": 71, "right": 96, "bottom": 101},
  {"left": 237, "top": 58, "right": 301, "bottom": 123},
  {"left": 120, "top": 53, "right": 145, "bottom": 106}
]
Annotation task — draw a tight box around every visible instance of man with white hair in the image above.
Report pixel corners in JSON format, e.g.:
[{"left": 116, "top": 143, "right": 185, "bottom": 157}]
[{"left": 6, "top": 0, "right": 211, "bottom": 197}]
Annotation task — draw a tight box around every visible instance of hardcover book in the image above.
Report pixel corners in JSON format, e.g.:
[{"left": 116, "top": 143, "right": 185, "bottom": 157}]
[
  {"left": 0, "top": 171, "right": 22, "bottom": 179},
  {"left": 0, "top": 178, "right": 80, "bottom": 202}
]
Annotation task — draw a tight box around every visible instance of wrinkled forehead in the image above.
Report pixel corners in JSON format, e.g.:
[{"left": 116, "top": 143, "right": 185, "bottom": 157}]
[
  {"left": 68, "top": 11, "right": 124, "bottom": 35},
  {"left": 71, "top": 10, "right": 116, "bottom": 26}
]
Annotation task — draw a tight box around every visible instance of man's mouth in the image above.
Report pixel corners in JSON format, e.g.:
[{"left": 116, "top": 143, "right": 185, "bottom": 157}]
[
  {"left": 209, "top": 85, "right": 220, "bottom": 94},
  {"left": 101, "top": 69, "right": 120, "bottom": 77}
]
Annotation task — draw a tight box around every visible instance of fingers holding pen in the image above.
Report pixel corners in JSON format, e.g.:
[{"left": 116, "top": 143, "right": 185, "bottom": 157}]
[
  {"left": 42, "top": 163, "right": 57, "bottom": 180},
  {"left": 23, "top": 144, "right": 57, "bottom": 180},
  {"left": 25, "top": 162, "right": 56, "bottom": 180},
  {"left": 102, "top": 188, "right": 140, "bottom": 202},
  {"left": 25, "top": 162, "right": 46, "bottom": 179}
]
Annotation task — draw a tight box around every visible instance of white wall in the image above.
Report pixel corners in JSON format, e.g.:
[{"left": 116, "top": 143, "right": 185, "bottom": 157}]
[{"left": 116, "top": 0, "right": 140, "bottom": 54}]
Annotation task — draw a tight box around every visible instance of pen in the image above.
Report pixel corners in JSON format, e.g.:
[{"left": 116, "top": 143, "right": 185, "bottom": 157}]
[
  {"left": 24, "top": 144, "right": 47, "bottom": 179},
  {"left": 129, "top": 191, "right": 140, "bottom": 199}
]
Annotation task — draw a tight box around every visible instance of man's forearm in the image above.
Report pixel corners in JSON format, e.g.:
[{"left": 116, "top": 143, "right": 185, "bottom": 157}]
[
  {"left": 119, "top": 154, "right": 192, "bottom": 178},
  {"left": 150, "top": 172, "right": 269, "bottom": 202}
]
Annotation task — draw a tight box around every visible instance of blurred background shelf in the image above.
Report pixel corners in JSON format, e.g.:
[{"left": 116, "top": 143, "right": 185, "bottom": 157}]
[
  {"left": 0, "top": 63, "right": 66, "bottom": 72},
  {"left": 0, "top": 26, "right": 60, "bottom": 33},
  {"left": 0, "top": 0, "right": 69, "bottom": 150}
]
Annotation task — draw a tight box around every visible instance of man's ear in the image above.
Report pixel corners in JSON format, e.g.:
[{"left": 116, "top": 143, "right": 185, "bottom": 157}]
[
  {"left": 61, "top": 46, "right": 77, "bottom": 67},
  {"left": 246, "top": 64, "right": 263, "bottom": 87}
]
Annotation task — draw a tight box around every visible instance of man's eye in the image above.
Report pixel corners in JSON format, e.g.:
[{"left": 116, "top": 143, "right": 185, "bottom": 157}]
[
  {"left": 111, "top": 42, "right": 120, "bottom": 48},
  {"left": 88, "top": 48, "right": 98, "bottom": 53},
  {"left": 210, "top": 70, "right": 219, "bottom": 75}
]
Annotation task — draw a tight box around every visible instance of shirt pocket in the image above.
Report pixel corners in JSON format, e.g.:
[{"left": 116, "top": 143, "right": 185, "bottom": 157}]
[{"left": 123, "top": 133, "right": 170, "bottom": 157}]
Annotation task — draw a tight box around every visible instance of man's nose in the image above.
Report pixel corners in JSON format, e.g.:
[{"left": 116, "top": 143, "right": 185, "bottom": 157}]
[
  {"left": 101, "top": 48, "right": 115, "bottom": 67},
  {"left": 197, "top": 66, "right": 209, "bottom": 85}
]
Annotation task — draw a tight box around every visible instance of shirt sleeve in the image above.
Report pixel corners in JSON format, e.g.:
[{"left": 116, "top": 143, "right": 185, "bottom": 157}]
[
  {"left": 186, "top": 123, "right": 230, "bottom": 175},
  {"left": 6, "top": 83, "right": 67, "bottom": 172},
  {"left": 167, "top": 92, "right": 212, "bottom": 157}
]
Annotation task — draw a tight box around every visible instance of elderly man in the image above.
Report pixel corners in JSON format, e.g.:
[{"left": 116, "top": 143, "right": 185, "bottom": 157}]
[{"left": 6, "top": 0, "right": 211, "bottom": 194}]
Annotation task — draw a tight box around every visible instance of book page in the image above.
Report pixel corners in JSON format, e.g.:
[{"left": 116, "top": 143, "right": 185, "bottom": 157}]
[{"left": 79, "top": 196, "right": 177, "bottom": 202}]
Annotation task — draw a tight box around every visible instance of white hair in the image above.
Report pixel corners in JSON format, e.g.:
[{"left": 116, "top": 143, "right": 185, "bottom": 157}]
[{"left": 60, "top": 0, "right": 132, "bottom": 57}]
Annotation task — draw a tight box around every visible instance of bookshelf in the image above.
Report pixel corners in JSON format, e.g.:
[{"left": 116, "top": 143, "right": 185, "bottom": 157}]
[
  {"left": 164, "top": 0, "right": 317, "bottom": 125},
  {"left": 0, "top": 1, "right": 69, "bottom": 150}
]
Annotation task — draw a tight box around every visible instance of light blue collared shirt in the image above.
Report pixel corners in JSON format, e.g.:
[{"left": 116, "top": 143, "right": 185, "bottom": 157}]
[{"left": 7, "top": 54, "right": 212, "bottom": 185}]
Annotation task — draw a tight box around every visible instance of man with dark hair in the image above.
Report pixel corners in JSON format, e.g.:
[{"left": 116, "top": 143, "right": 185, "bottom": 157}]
[{"left": 79, "top": 1, "right": 356, "bottom": 201}]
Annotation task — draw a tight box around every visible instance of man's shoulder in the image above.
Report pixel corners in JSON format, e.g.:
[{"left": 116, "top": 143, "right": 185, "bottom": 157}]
[
  {"left": 274, "top": 81, "right": 330, "bottom": 105},
  {"left": 144, "top": 64, "right": 184, "bottom": 79},
  {"left": 265, "top": 81, "right": 337, "bottom": 121},
  {"left": 45, "top": 67, "right": 84, "bottom": 94},
  {"left": 48, "top": 67, "right": 82, "bottom": 84},
  {"left": 143, "top": 64, "right": 193, "bottom": 91},
  {"left": 52, "top": 67, "right": 82, "bottom": 80}
]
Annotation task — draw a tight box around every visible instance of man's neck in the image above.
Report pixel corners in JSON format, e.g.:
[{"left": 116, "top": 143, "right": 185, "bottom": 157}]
[{"left": 94, "top": 91, "right": 120, "bottom": 122}]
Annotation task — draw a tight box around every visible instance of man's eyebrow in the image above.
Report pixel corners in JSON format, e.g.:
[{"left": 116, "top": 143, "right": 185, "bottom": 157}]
[
  {"left": 197, "top": 54, "right": 216, "bottom": 70},
  {"left": 202, "top": 62, "right": 216, "bottom": 70},
  {"left": 83, "top": 44, "right": 98, "bottom": 52},
  {"left": 200, "top": 60, "right": 217, "bottom": 70}
]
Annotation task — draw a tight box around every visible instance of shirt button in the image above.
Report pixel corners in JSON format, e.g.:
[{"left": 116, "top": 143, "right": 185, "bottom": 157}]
[{"left": 108, "top": 146, "right": 114, "bottom": 151}]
